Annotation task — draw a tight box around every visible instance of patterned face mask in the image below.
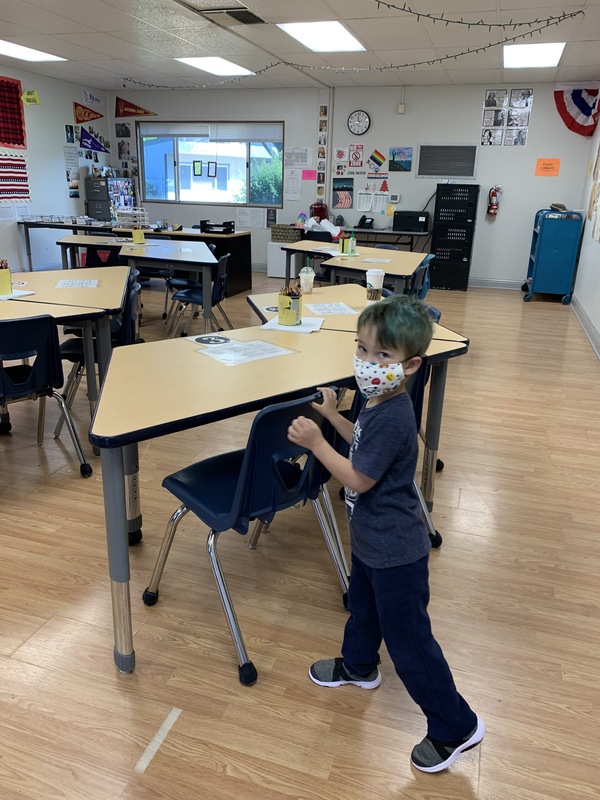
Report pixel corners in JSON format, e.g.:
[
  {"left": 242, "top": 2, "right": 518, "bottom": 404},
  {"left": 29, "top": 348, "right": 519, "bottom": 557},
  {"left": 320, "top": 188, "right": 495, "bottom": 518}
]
[{"left": 353, "top": 354, "right": 406, "bottom": 398}]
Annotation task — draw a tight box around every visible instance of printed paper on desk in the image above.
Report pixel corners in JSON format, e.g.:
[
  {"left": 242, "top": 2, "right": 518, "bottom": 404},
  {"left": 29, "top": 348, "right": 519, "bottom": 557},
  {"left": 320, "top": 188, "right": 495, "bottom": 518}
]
[
  {"left": 196, "top": 339, "right": 295, "bottom": 365},
  {"left": 305, "top": 302, "right": 357, "bottom": 315},
  {"left": 261, "top": 317, "right": 324, "bottom": 333},
  {"left": 362, "top": 257, "right": 391, "bottom": 263},
  {"left": 55, "top": 279, "right": 99, "bottom": 288}
]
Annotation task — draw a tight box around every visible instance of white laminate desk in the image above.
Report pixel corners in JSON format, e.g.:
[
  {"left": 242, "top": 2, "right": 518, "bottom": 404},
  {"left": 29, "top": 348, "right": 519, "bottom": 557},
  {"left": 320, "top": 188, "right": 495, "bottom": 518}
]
[
  {"left": 18, "top": 219, "right": 113, "bottom": 271},
  {"left": 278, "top": 240, "right": 426, "bottom": 293},
  {"left": 9, "top": 267, "right": 130, "bottom": 405},
  {"left": 246, "top": 284, "right": 469, "bottom": 512},
  {"left": 90, "top": 327, "right": 358, "bottom": 673},
  {"left": 119, "top": 241, "right": 218, "bottom": 333}
]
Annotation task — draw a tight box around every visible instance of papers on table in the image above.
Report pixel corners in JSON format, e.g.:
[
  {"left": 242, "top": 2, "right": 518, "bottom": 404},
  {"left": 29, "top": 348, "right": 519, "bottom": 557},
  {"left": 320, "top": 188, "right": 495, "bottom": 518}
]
[
  {"left": 0, "top": 289, "right": 35, "bottom": 300},
  {"left": 261, "top": 316, "right": 324, "bottom": 333},
  {"left": 55, "top": 279, "right": 99, "bottom": 288},
  {"left": 314, "top": 247, "right": 360, "bottom": 258},
  {"left": 362, "top": 257, "right": 391, "bottom": 263},
  {"left": 195, "top": 338, "right": 296, "bottom": 365},
  {"left": 304, "top": 302, "right": 357, "bottom": 315}
]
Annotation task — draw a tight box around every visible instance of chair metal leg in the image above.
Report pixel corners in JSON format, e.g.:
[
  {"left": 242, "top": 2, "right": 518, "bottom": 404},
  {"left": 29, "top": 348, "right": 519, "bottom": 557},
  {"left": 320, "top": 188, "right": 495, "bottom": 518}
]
[
  {"left": 168, "top": 302, "right": 189, "bottom": 338},
  {"left": 215, "top": 302, "right": 234, "bottom": 330},
  {"left": 207, "top": 529, "right": 257, "bottom": 685},
  {"left": 247, "top": 519, "right": 270, "bottom": 549},
  {"left": 52, "top": 391, "right": 92, "bottom": 477},
  {"left": 311, "top": 492, "right": 349, "bottom": 595},
  {"left": 36, "top": 395, "right": 47, "bottom": 446},
  {"left": 414, "top": 478, "right": 442, "bottom": 548},
  {"left": 143, "top": 504, "right": 190, "bottom": 601},
  {"left": 320, "top": 483, "right": 350, "bottom": 579},
  {"left": 54, "top": 362, "right": 83, "bottom": 438}
]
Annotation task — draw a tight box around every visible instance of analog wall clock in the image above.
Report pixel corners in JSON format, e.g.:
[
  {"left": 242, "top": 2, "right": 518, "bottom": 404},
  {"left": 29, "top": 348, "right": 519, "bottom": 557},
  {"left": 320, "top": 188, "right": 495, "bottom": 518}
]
[{"left": 347, "top": 109, "right": 371, "bottom": 135}]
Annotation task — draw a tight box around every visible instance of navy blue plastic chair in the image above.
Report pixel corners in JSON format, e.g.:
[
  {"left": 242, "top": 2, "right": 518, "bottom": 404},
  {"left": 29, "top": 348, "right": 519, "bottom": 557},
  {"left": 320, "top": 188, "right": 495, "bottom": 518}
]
[
  {"left": 56, "top": 282, "right": 141, "bottom": 435},
  {"left": 84, "top": 233, "right": 122, "bottom": 268},
  {"left": 375, "top": 243, "right": 398, "bottom": 250},
  {"left": 162, "top": 243, "right": 217, "bottom": 319},
  {"left": 142, "top": 391, "right": 342, "bottom": 685},
  {"left": 166, "top": 253, "right": 232, "bottom": 337},
  {"left": 0, "top": 314, "right": 92, "bottom": 477}
]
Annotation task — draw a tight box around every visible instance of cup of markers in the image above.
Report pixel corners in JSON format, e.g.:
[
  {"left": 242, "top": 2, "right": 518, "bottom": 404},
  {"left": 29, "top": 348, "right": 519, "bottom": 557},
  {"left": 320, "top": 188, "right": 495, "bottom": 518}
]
[{"left": 278, "top": 285, "right": 303, "bottom": 325}]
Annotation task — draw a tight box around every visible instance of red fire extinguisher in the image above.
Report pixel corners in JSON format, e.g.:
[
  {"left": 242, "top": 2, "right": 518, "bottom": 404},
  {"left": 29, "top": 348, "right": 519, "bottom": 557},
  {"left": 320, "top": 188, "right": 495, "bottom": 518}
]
[{"left": 487, "top": 187, "right": 499, "bottom": 216}]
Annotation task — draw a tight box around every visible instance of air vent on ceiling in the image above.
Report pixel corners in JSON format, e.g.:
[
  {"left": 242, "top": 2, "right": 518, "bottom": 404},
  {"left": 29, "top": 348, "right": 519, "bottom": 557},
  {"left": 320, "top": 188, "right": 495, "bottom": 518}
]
[{"left": 201, "top": 8, "right": 267, "bottom": 26}]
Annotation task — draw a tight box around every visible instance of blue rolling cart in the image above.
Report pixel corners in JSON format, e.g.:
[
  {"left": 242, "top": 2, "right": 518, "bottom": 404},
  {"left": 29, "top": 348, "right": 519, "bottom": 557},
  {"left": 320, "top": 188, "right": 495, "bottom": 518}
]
[{"left": 523, "top": 209, "right": 584, "bottom": 304}]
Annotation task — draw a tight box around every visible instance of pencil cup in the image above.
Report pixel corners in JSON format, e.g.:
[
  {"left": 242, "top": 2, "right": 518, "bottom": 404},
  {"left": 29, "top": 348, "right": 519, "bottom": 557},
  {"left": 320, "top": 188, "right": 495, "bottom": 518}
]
[
  {"left": 0, "top": 260, "right": 12, "bottom": 295},
  {"left": 365, "top": 269, "right": 385, "bottom": 304},
  {"left": 278, "top": 294, "right": 303, "bottom": 325}
]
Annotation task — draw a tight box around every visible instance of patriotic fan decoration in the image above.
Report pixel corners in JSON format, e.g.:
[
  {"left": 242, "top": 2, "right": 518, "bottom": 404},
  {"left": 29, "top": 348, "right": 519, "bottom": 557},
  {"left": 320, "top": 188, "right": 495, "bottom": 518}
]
[{"left": 554, "top": 86, "right": 600, "bottom": 136}]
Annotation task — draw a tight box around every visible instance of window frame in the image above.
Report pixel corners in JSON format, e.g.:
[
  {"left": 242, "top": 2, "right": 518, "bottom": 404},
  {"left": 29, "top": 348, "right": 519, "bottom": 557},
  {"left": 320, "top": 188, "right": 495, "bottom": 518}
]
[{"left": 137, "top": 120, "right": 285, "bottom": 208}]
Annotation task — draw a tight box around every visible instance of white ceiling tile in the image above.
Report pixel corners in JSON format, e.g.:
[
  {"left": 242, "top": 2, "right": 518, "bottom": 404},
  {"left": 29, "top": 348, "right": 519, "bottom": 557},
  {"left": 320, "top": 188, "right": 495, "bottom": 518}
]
[{"left": 0, "top": 1, "right": 92, "bottom": 34}]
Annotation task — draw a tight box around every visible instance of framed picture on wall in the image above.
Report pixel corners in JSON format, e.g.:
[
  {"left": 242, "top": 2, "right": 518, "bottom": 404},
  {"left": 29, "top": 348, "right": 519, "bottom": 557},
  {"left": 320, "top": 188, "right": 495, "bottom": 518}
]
[{"left": 207, "top": 161, "right": 217, "bottom": 178}]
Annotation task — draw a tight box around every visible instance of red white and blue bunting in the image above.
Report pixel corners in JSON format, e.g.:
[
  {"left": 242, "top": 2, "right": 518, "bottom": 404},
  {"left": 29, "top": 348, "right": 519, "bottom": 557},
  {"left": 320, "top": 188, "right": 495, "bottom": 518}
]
[{"left": 554, "top": 86, "right": 600, "bottom": 137}]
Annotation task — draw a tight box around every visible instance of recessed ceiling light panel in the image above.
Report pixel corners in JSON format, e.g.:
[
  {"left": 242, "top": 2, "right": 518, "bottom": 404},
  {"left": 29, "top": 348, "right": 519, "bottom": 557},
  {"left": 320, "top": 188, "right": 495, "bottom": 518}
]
[
  {"left": 503, "top": 42, "right": 566, "bottom": 69},
  {"left": 175, "top": 56, "right": 254, "bottom": 75},
  {"left": 0, "top": 38, "right": 66, "bottom": 62},
  {"left": 277, "top": 21, "right": 365, "bottom": 53}
]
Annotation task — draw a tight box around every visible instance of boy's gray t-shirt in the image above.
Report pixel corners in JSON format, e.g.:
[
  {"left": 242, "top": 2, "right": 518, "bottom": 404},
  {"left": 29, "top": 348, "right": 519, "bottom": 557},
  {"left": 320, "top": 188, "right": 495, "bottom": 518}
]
[{"left": 344, "top": 391, "right": 431, "bottom": 568}]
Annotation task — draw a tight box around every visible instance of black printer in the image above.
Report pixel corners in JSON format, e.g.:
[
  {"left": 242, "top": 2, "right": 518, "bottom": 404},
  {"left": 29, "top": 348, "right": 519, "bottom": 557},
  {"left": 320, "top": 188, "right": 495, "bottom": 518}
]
[{"left": 393, "top": 210, "right": 429, "bottom": 232}]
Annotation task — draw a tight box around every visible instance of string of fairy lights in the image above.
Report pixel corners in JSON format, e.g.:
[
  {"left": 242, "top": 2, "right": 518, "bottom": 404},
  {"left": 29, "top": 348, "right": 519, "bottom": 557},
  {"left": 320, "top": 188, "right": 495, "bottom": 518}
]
[{"left": 122, "top": 4, "right": 584, "bottom": 90}]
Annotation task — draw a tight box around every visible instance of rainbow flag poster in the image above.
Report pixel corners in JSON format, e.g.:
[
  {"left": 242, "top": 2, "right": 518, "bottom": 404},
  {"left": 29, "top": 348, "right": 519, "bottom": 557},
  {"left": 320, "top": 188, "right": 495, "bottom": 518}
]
[{"left": 368, "top": 149, "right": 386, "bottom": 170}]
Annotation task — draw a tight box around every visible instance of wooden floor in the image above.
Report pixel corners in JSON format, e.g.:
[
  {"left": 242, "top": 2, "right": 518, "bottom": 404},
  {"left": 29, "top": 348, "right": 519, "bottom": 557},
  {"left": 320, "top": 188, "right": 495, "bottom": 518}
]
[{"left": 1, "top": 274, "right": 599, "bottom": 800}]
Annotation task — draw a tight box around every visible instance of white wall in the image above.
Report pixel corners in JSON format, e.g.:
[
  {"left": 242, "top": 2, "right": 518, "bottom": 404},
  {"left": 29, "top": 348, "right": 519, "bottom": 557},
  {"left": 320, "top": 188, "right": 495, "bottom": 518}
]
[
  {"left": 1, "top": 70, "right": 596, "bottom": 348},
  {"left": 572, "top": 123, "right": 600, "bottom": 357},
  {"left": 0, "top": 64, "right": 112, "bottom": 270}
]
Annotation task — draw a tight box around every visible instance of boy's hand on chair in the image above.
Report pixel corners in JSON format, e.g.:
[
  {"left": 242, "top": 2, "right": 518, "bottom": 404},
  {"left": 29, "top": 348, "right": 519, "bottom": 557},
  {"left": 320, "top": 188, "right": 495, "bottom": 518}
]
[
  {"left": 288, "top": 416, "right": 324, "bottom": 450},
  {"left": 312, "top": 386, "right": 338, "bottom": 421}
]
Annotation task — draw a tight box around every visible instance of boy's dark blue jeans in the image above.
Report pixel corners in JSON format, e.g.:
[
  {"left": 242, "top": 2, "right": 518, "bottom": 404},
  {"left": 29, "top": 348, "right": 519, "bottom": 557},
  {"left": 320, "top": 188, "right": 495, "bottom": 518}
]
[{"left": 342, "top": 552, "right": 477, "bottom": 742}]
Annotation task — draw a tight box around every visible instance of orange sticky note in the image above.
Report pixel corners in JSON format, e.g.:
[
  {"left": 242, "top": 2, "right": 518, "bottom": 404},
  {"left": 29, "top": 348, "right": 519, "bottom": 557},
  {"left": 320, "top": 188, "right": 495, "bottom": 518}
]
[{"left": 535, "top": 158, "right": 561, "bottom": 177}]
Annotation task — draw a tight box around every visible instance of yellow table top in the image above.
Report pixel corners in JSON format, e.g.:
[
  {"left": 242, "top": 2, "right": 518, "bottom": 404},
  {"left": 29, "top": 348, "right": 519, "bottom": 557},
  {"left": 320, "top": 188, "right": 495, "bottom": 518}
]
[
  {"left": 247, "top": 285, "right": 468, "bottom": 342},
  {"left": 10, "top": 267, "right": 130, "bottom": 312},
  {"left": 0, "top": 299, "right": 104, "bottom": 322},
  {"left": 91, "top": 327, "right": 357, "bottom": 446},
  {"left": 119, "top": 240, "right": 216, "bottom": 264}
]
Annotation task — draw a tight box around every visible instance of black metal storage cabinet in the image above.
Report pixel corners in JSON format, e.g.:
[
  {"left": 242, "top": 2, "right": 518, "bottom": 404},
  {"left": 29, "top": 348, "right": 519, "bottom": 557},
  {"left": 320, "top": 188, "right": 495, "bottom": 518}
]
[
  {"left": 523, "top": 209, "right": 584, "bottom": 304},
  {"left": 85, "top": 177, "right": 111, "bottom": 221},
  {"left": 430, "top": 183, "right": 480, "bottom": 290}
]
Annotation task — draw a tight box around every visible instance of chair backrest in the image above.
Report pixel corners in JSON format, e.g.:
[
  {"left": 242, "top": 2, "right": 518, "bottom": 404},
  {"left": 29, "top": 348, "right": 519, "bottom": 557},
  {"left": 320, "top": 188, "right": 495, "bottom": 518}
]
[
  {"left": 0, "top": 315, "right": 64, "bottom": 403},
  {"left": 113, "top": 281, "right": 142, "bottom": 346},
  {"left": 144, "top": 234, "right": 171, "bottom": 240},
  {"left": 306, "top": 230, "right": 332, "bottom": 243},
  {"left": 405, "top": 253, "right": 434, "bottom": 300},
  {"left": 375, "top": 243, "right": 399, "bottom": 250},
  {"left": 211, "top": 253, "right": 230, "bottom": 305},
  {"left": 225, "top": 392, "right": 332, "bottom": 534}
]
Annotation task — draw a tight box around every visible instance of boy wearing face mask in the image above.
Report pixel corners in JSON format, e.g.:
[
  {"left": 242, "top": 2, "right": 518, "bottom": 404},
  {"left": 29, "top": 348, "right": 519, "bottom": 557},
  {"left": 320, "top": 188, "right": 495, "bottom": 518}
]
[{"left": 287, "top": 294, "right": 484, "bottom": 773}]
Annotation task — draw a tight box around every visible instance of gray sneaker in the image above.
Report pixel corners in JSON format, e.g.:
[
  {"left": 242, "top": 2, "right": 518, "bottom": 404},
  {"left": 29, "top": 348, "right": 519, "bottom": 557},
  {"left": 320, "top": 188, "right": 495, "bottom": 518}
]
[
  {"left": 411, "top": 716, "right": 485, "bottom": 773},
  {"left": 309, "top": 657, "right": 381, "bottom": 689}
]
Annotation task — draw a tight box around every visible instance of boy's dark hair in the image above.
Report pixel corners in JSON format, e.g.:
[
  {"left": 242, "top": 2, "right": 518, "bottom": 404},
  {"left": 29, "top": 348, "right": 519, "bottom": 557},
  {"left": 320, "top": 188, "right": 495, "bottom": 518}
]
[{"left": 357, "top": 294, "right": 433, "bottom": 355}]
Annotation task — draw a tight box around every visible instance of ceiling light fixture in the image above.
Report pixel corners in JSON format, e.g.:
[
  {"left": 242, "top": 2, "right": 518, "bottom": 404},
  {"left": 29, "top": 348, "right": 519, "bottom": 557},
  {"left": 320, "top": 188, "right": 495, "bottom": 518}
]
[
  {"left": 504, "top": 42, "right": 566, "bottom": 69},
  {"left": 277, "top": 21, "right": 365, "bottom": 53},
  {"left": 175, "top": 56, "right": 254, "bottom": 75},
  {"left": 0, "top": 38, "right": 66, "bottom": 62}
]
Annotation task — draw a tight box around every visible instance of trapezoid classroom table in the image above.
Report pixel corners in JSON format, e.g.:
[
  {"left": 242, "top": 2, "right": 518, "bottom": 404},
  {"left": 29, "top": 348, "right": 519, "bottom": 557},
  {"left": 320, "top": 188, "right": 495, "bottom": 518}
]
[
  {"left": 247, "top": 282, "right": 469, "bottom": 511},
  {"left": 112, "top": 227, "right": 252, "bottom": 296},
  {"left": 117, "top": 240, "right": 218, "bottom": 334},
  {"left": 18, "top": 219, "right": 113, "bottom": 271},
  {"left": 90, "top": 326, "right": 359, "bottom": 673},
  {"left": 278, "top": 240, "right": 426, "bottom": 293},
  {"left": 9, "top": 266, "right": 130, "bottom": 406}
]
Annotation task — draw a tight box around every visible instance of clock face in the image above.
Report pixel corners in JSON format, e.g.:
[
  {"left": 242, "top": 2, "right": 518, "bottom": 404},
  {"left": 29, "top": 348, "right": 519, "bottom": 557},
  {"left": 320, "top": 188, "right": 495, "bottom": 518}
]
[{"left": 348, "top": 110, "right": 370, "bottom": 135}]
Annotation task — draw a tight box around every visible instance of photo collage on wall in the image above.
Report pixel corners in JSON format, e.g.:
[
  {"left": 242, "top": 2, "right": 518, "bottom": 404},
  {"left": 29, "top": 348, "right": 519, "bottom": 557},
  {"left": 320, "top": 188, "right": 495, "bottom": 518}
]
[
  {"left": 317, "top": 104, "right": 328, "bottom": 197},
  {"left": 481, "top": 88, "right": 533, "bottom": 146}
]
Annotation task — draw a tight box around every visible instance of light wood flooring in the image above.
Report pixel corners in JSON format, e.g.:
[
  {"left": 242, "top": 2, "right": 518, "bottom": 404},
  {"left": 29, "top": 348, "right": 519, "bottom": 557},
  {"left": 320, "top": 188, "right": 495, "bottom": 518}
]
[{"left": 1, "top": 273, "right": 599, "bottom": 800}]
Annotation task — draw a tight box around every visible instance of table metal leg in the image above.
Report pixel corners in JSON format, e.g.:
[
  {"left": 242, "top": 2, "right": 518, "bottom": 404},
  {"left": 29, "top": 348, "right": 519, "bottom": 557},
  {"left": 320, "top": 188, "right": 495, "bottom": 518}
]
[
  {"left": 95, "top": 317, "right": 112, "bottom": 386},
  {"left": 101, "top": 447, "right": 135, "bottom": 673},
  {"left": 420, "top": 359, "right": 448, "bottom": 510},
  {"left": 123, "top": 443, "right": 143, "bottom": 545},
  {"left": 81, "top": 321, "right": 98, "bottom": 409},
  {"left": 202, "top": 264, "right": 212, "bottom": 333},
  {"left": 285, "top": 251, "right": 292, "bottom": 285},
  {"left": 23, "top": 224, "right": 33, "bottom": 271}
]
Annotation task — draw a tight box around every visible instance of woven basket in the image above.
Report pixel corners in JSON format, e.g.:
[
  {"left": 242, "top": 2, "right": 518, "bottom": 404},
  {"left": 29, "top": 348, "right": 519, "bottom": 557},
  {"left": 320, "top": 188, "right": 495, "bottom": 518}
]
[{"left": 271, "top": 224, "right": 303, "bottom": 243}]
